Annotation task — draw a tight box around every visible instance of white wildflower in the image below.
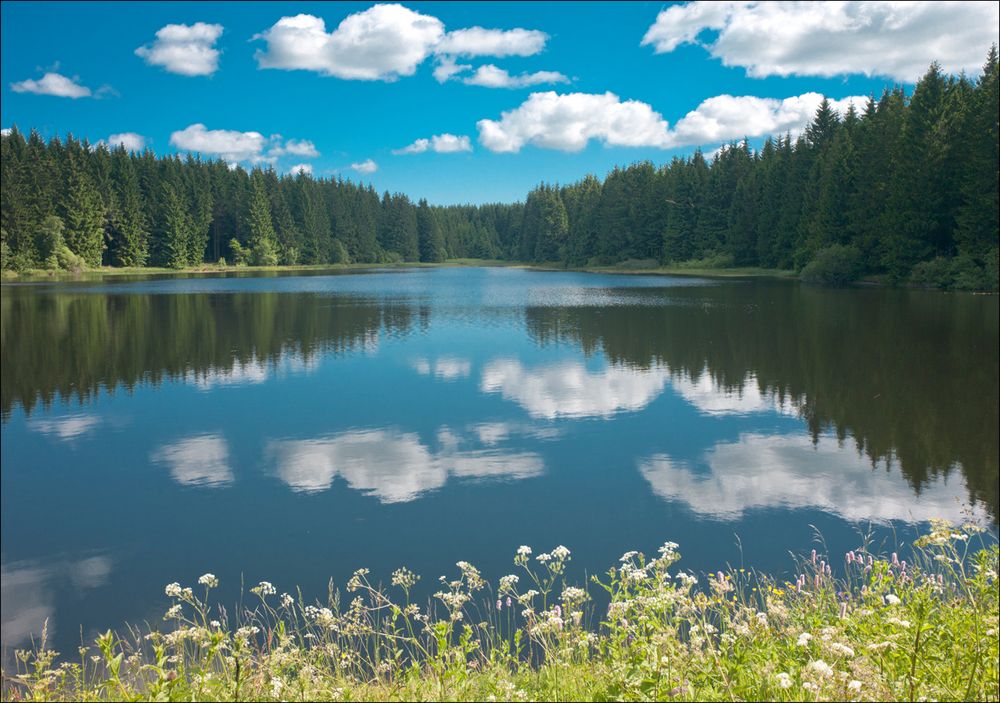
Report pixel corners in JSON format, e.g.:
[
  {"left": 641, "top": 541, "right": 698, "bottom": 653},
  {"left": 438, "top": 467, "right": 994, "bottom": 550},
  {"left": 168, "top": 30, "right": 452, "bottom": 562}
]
[
  {"left": 797, "top": 632, "right": 814, "bottom": 647},
  {"left": 165, "top": 582, "right": 183, "bottom": 598},
  {"left": 807, "top": 659, "right": 834, "bottom": 677},
  {"left": 884, "top": 593, "right": 901, "bottom": 606},
  {"left": 848, "top": 680, "right": 862, "bottom": 692},
  {"left": 198, "top": 573, "right": 218, "bottom": 588},
  {"left": 776, "top": 672, "right": 793, "bottom": 689},
  {"left": 829, "top": 642, "right": 855, "bottom": 657}
]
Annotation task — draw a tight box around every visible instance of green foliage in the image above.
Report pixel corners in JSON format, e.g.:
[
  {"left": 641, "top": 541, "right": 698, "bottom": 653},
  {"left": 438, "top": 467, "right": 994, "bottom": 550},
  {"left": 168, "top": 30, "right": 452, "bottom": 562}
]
[
  {"left": 330, "top": 238, "right": 349, "bottom": 264},
  {"left": 0, "top": 49, "right": 997, "bottom": 286},
  {"left": 800, "top": 244, "right": 862, "bottom": 286},
  {"left": 3, "top": 522, "right": 997, "bottom": 702},
  {"left": 228, "top": 238, "right": 249, "bottom": 266}
]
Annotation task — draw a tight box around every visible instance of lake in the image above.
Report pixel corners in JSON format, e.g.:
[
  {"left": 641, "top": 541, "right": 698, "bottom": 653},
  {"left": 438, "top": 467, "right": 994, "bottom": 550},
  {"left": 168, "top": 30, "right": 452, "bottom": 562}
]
[{"left": 1, "top": 266, "right": 997, "bottom": 656}]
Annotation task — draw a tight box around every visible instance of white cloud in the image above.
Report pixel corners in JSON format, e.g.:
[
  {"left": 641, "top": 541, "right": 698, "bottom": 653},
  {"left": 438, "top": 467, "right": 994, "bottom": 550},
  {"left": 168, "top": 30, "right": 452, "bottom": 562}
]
[
  {"left": 254, "top": 6, "right": 554, "bottom": 83},
  {"left": 350, "top": 158, "right": 378, "bottom": 174},
  {"left": 151, "top": 434, "right": 233, "bottom": 487},
  {"left": 433, "top": 56, "right": 472, "bottom": 82},
  {"left": 10, "top": 72, "right": 92, "bottom": 98},
  {"left": 393, "top": 133, "right": 472, "bottom": 155},
  {"left": 668, "top": 92, "right": 867, "bottom": 147},
  {"left": 411, "top": 356, "right": 472, "bottom": 379},
  {"left": 269, "top": 138, "right": 320, "bottom": 158},
  {"left": 639, "top": 433, "right": 985, "bottom": 523},
  {"left": 477, "top": 91, "right": 673, "bottom": 153},
  {"left": 169, "top": 123, "right": 266, "bottom": 162},
  {"left": 1, "top": 128, "right": 12, "bottom": 137},
  {"left": 462, "top": 64, "right": 569, "bottom": 89},
  {"left": 104, "top": 132, "right": 147, "bottom": 151},
  {"left": 135, "top": 22, "right": 223, "bottom": 76},
  {"left": 289, "top": 163, "right": 313, "bottom": 176},
  {"left": 669, "top": 370, "right": 800, "bottom": 416},
  {"left": 642, "top": 1, "right": 1000, "bottom": 82},
  {"left": 27, "top": 414, "right": 101, "bottom": 440},
  {"left": 268, "top": 427, "right": 542, "bottom": 502},
  {"left": 477, "top": 90, "right": 866, "bottom": 153},
  {"left": 436, "top": 26, "right": 548, "bottom": 57},
  {"left": 481, "top": 359, "right": 671, "bottom": 419},
  {"left": 254, "top": 6, "right": 444, "bottom": 80}
]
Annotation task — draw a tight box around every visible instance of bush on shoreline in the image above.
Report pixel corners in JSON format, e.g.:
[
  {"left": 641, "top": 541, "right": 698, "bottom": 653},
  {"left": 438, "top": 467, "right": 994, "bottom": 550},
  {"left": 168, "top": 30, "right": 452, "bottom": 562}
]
[{"left": 3, "top": 520, "right": 998, "bottom": 702}]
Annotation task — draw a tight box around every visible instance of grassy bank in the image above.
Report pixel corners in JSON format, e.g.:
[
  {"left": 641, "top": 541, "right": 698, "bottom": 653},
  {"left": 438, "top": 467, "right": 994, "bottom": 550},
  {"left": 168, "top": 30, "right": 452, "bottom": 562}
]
[
  {"left": 0, "top": 258, "right": 795, "bottom": 284},
  {"left": 3, "top": 520, "right": 997, "bottom": 702}
]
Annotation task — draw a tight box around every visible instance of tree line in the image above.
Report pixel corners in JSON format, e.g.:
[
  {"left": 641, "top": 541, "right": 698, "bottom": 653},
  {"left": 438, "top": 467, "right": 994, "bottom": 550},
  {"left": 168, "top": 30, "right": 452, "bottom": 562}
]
[{"left": 1, "top": 50, "right": 997, "bottom": 289}]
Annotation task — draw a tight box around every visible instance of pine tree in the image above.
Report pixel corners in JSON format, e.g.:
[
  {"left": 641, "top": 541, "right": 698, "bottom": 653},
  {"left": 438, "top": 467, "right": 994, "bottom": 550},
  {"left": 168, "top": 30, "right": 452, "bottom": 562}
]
[
  {"left": 417, "top": 199, "right": 446, "bottom": 262},
  {"left": 60, "top": 156, "right": 105, "bottom": 266},
  {"left": 246, "top": 170, "right": 279, "bottom": 266}
]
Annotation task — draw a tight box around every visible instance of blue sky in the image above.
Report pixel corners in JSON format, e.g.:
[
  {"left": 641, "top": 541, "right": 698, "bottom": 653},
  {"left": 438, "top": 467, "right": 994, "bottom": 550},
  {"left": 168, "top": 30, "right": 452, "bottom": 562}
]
[{"left": 2, "top": 1, "right": 997, "bottom": 204}]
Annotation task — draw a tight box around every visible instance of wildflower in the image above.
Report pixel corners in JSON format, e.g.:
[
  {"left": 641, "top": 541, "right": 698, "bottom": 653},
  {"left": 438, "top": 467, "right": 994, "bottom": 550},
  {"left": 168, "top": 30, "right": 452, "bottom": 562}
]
[
  {"left": 499, "top": 574, "right": 519, "bottom": 592},
  {"left": 797, "top": 632, "right": 813, "bottom": 647},
  {"left": 829, "top": 642, "right": 855, "bottom": 658},
  {"left": 198, "top": 573, "right": 219, "bottom": 588},
  {"left": 517, "top": 546, "right": 532, "bottom": 557},
  {"left": 848, "top": 680, "right": 862, "bottom": 692},
  {"left": 391, "top": 567, "right": 419, "bottom": 590},
  {"left": 807, "top": 659, "right": 834, "bottom": 678},
  {"left": 776, "top": 672, "right": 794, "bottom": 689},
  {"left": 347, "top": 568, "right": 370, "bottom": 591},
  {"left": 165, "top": 582, "right": 183, "bottom": 598},
  {"left": 164, "top": 604, "right": 183, "bottom": 620},
  {"left": 884, "top": 593, "right": 901, "bottom": 606},
  {"left": 536, "top": 553, "right": 552, "bottom": 563},
  {"left": 497, "top": 599, "right": 503, "bottom": 610},
  {"left": 562, "top": 586, "right": 588, "bottom": 605},
  {"left": 280, "top": 593, "right": 294, "bottom": 608},
  {"left": 620, "top": 551, "right": 638, "bottom": 562},
  {"left": 210, "top": 620, "right": 220, "bottom": 628},
  {"left": 251, "top": 581, "right": 276, "bottom": 596},
  {"left": 551, "top": 545, "right": 571, "bottom": 560}
]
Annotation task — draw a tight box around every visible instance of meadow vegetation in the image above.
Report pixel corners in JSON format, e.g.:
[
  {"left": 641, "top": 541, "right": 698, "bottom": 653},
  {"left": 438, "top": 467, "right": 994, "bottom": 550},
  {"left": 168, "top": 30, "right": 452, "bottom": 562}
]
[{"left": 3, "top": 520, "right": 997, "bottom": 702}]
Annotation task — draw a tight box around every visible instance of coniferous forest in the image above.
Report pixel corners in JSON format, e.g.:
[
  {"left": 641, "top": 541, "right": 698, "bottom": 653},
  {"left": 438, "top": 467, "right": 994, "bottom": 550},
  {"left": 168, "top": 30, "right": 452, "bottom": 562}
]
[{"left": 1, "top": 52, "right": 997, "bottom": 289}]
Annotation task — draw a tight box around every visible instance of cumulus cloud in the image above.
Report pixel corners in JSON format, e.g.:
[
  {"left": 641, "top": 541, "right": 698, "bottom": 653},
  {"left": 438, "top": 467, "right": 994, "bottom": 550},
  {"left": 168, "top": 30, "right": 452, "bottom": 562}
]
[
  {"left": 462, "top": 64, "right": 569, "bottom": 88},
  {"left": 393, "top": 133, "right": 472, "bottom": 155},
  {"left": 150, "top": 434, "right": 233, "bottom": 488},
  {"left": 269, "top": 138, "right": 320, "bottom": 158},
  {"left": 667, "top": 92, "right": 867, "bottom": 148},
  {"left": 638, "top": 433, "right": 985, "bottom": 523},
  {"left": 641, "top": 1, "right": 1000, "bottom": 82},
  {"left": 481, "top": 359, "right": 671, "bottom": 419},
  {"left": 350, "top": 158, "right": 378, "bottom": 174},
  {"left": 10, "top": 72, "right": 92, "bottom": 98},
  {"left": 435, "top": 26, "right": 548, "bottom": 57},
  {"left": 268, "top": 427, "right": 542, "bottom": 502},
  {"left": 170, "top": 123, "right": 266, "bottom": 162},
  {"left": 477, "top": 91, "right": 673, "bottom": 153},
  {"left": 1, "top": 128, "right": 11, "bottom": 137},
  {"left": 135, "top": 22, "right": 224, "bottom": 76},
  {"left": 254, "top": 5, "right": 554, "bottom": 83},
  {"left": 669, "top": 370, "right": 800, "bottom": 416},
  {"left": 476, "top": 90, "right": 866, "bottom": 153},
  {"left": 27, "top": 414, "right": 101, "bottom": 441},
  {"left": 433, "top": 56, "right": 473, "bottom": 82},
  {"left": 253, "top": 5, "right": 444, "bottom": 80},
  {"left": 100, "top": 132, "right": 147, "bottom": 151},
  {"left": 411, "top": 356, "right": 472, "bottom": 378},
  {"left": 289, "top": 163, "right": 313, "bottom": 176}
]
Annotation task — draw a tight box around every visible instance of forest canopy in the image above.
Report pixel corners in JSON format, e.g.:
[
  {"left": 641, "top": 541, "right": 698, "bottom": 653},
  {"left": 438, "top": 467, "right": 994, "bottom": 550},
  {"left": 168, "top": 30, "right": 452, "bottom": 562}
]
[{"left": 1, "top": 50, "right": 997, "bottom": 290}]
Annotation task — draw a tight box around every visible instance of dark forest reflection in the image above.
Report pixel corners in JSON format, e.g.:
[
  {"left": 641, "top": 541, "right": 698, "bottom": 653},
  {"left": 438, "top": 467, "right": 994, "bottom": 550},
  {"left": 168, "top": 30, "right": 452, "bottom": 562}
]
[
  {"left": 1, "top": 288, "right": 423, "bottom": 416},
  {"left": 525, "top": 284, "right": 999, "bottom": 518}
]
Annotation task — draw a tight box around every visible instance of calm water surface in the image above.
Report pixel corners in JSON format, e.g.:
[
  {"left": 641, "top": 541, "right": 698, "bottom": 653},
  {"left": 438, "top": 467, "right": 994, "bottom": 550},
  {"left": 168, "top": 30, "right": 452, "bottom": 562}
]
[{"left": 2, "top": 267, "right": 997, "bottom": 654}]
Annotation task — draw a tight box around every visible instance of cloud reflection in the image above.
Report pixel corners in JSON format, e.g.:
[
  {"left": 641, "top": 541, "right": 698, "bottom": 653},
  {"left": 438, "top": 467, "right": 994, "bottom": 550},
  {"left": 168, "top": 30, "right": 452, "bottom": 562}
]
[
  {"left": 412, "top": 356, "right": 472, "bottom": 380},
  {"left": 639, "top": 433, "right": 981, "bottom": 523},
  {"left": 185, "top": 351, "right": 321, "bottom": 390},
  {"left": 27, "top": 414, "right": 101, "bottom": 441},
  {"left": 268, "top": 427, "right": 543, "bottom": 502},
  {"left": 481, "top": 359, "right": 671, "bottom": 419},
  {"left": 669, "top": 370, "right": 799, "bottom": 416},
  {"left": 1, "top": 555, "right": 112, "bottom": 648},
  {"left": 150, "top": 434, "right": 233, "bottom": 487}
]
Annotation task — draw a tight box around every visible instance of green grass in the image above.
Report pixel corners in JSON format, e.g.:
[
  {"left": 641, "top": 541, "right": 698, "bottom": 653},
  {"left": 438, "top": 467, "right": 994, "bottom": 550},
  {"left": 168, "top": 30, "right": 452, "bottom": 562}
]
[
  {"left": 0, "top": 258, "right": 795, "bottom": 284},
  {"left": 3, "top": 520, "right": 997, "bottom": 701}
]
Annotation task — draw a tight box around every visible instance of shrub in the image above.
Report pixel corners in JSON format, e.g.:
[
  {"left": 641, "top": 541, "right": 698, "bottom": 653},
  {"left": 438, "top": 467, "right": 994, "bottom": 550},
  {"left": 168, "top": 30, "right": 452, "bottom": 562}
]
[
  {"left": 330, "top": 238, "right": 350, "bottom": 265},
  {"left": 800, "top": 244, "right": 862, "bottom": 285}
]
